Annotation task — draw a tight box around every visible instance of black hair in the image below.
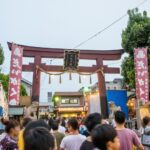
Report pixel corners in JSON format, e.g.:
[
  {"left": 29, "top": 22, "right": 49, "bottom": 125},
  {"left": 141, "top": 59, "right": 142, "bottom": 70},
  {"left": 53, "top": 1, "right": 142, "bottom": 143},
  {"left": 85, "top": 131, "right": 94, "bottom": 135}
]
[
  {"left": 143, "top": 116, "right": 150, "bottom": 127},
  {"left": 52, "top": 121, "right": 59, "bottom": 130},
  {"left": 68, "top": 118, "right": 79, "bottom": 130},
  {"left": 48, "top": 118, "right": 54, "bottom": 130},
  {"left": 61, "top": 118, "right": 66, "bottom": 127},
  {"left": 92, "top": 124, "right": 117, "bottom": 150},
  {"left": 4, "top": 120, "right": 20, "bottom": 134},
  {"left": 84, "top": 113, "right": 102, "bottom": 132},
  {"left": 24, "top": 127, "right": 54, "bottom": 150},
  {"left": 114, "top": 111, "right": 125, "bottom": 124},
  {"left": 22, "top": 117, "right": 32, "bottom": 128},
  {"left": 24, "top": 119, "right": 50, "bottom": 138}
]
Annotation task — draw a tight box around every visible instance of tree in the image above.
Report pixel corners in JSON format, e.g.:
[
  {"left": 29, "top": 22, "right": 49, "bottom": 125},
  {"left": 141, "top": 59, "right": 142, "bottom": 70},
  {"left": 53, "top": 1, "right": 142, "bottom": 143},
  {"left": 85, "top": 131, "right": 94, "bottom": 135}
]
[
  {"left": 0, "top": 44, "right": 4, "bottom": 65},
  {"left": 121, "top": 9, "right": 150, "bottom": 88},
  {"left": 0, "top": 73, "right": 28, "bottom": 97}
]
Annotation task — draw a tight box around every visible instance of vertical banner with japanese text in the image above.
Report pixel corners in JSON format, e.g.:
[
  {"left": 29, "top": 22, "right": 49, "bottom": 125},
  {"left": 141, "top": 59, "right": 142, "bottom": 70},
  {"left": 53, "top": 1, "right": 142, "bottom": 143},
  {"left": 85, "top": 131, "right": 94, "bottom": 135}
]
[
  {"left": 8, "top": 44, "right": 23, "bottom": 105},
  {"left": 134, "top": 48, "right": 149, "bottom": 102}
]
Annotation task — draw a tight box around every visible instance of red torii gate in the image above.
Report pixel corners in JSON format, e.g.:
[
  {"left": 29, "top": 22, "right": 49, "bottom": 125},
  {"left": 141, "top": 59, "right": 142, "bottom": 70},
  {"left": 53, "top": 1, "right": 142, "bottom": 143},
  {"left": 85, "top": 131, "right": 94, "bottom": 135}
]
[{"left": 8, "top": 42, "right": 124, "bottom": 117}]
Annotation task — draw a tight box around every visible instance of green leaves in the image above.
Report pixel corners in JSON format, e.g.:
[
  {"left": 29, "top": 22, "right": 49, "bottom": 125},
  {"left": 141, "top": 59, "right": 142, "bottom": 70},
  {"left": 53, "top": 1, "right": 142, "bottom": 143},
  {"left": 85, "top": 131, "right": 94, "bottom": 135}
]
[
  {"left": 121, "top": 9, "right": 150, "bottom": 88},
  {"left": 0, "top": 73, "right": 28, "bottom": 97},
  {"left": 0, "top": 45, "right": 4, "bottom": 65}
]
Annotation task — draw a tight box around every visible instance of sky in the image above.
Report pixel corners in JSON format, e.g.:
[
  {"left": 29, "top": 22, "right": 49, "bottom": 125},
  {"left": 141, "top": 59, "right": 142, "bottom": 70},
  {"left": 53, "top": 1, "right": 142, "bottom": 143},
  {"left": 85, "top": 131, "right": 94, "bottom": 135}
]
[{"left": 0, "top": 0, "right": 150, "bottom": 102}]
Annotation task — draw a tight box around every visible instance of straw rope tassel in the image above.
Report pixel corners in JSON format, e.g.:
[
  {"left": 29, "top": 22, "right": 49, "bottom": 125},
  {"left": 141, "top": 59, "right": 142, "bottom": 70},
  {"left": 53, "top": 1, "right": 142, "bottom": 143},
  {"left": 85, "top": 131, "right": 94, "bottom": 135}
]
[
  {"left": 59, "top": 75, "right": 62, "bottom": 84},
  {"left": 69, "top": 72, "right": 72, "bottom": 80},
  {"left": 90, "top": 75, "right": 92, "bottom": 84},
  {"left": 79, "top": 75, "right": 81, "bottom": 84},
  {"left": 49, "top": 75, "right": 51, "bottom": 84}
]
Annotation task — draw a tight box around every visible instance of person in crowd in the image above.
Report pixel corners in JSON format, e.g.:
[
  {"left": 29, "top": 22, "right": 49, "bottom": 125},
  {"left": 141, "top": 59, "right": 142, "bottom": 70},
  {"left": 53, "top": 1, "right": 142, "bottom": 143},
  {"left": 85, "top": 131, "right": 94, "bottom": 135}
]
[
  {"left": 0, "top": 118, "right": 5, "bottom": 133},
  {"left": 0, "top": 120, "right": 20, "bottom": 150},
  {"left": 142, "top": 116, "right": 150, "bottom": 131},
  {"left": 49, "top": 118, "right": 54, "bottom": 131},
  {"left": 0, "top": 117, "right": 9, "bottom": 141},
  {"left": 79, "top": 118, "right": 89, "bottom": 137},
  {"left": 91, "top": 124, "right": 120, "bottom": 150},
  {"left": 114, "top": 111, "right": 144, "bottom": 150},
  {"left": 57, "top": 118, "right": 66, "bottom": 134},
  {"left": 61, "top": 117, "right": 66, "bottom": 128},
  {"left": 60, "top": 118, "right": 86, "bottom": 150},
  {"left": 52, "top": 120, "right": 65, "bottom": 149},
  {"left": 18, "top": 117, "right": 32, "bottom": 150},
  {"left": 23, "top": 119, "right": 50, "bottom": 137},
  {"left": 80, "top": 113, "right": 102, "bottom": 150},
  {"left": 140, "top": 116, "right": 150, "bottom": 150},
  {"left": 24, "top": 127, "right": 54, "bottom": 150}
]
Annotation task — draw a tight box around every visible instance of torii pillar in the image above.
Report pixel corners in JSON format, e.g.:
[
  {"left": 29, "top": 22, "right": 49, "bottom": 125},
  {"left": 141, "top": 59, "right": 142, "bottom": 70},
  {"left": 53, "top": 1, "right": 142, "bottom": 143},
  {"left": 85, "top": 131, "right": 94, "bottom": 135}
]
[
  {"left": 97, "top": 58, "right": 108, "bottom": 117},
  {"left": 32, "top": 56, "right": 41, "bottom": 102}
]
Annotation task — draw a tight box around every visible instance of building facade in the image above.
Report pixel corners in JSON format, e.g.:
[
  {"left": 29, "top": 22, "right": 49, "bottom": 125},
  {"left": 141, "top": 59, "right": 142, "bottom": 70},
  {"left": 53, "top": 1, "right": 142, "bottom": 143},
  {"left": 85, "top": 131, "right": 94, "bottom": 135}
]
[
  {"left": 21, "top": 78, "right": 32, "bottom": 96},
  {"left": 53, "top": 92, "right": 86, "bottom": 117}
]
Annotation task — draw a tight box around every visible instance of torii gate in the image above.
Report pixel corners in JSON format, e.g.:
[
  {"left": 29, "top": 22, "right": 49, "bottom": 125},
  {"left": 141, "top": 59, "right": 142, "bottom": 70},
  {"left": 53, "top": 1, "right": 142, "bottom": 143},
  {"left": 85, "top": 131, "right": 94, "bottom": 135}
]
[{"left": 8, "top": 42, "right": 124, "bottom": 117}]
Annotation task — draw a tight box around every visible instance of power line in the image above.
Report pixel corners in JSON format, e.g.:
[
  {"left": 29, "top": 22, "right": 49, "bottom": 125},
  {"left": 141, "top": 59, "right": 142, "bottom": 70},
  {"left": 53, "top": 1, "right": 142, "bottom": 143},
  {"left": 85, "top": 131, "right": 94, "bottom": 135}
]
[{"left": 73, "top": 0, "right": 149, "bottom": 49}]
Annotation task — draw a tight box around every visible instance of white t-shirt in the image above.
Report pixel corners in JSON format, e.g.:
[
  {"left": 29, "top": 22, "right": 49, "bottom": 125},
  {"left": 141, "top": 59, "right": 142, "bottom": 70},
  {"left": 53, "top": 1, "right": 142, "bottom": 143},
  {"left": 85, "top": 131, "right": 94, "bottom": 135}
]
[
  {"left": 60, "top": 134, "right": 86, "bottom": 150},
  {"left": 58, "top": 125, "right": 66, "bottom": 134}
]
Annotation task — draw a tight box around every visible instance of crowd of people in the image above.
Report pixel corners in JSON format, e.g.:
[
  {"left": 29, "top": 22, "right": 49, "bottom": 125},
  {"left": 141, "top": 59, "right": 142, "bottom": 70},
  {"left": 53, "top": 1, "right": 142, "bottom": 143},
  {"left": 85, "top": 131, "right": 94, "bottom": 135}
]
[{"left": 0, "top": 111, "right": 150, "bottom": 150}]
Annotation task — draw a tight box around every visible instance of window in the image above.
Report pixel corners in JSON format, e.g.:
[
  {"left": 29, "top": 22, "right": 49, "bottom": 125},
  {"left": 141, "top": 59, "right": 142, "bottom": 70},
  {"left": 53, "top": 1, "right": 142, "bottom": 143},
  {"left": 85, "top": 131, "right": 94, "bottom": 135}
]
[
  {"left": 61, "top": 98, "right": 79, "bottom": 104},
  {"left": 61, "top": 99, "right": 70, "bottom": 104},
  {"left": 70, "top": 99, "right": 78, "bottom": 104}
]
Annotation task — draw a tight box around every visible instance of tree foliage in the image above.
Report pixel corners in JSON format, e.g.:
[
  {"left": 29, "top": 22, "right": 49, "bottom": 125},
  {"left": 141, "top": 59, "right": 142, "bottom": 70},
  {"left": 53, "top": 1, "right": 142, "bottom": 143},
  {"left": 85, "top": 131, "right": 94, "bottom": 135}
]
[
  {"left": 121, "top": 9, "right": 150, "bottom": 88},
  {"left": 0, "top": 45, "right": 4, "bottom": 65},
  {"left": 0, "top": 73, "right": 28, "bottom": 97}
]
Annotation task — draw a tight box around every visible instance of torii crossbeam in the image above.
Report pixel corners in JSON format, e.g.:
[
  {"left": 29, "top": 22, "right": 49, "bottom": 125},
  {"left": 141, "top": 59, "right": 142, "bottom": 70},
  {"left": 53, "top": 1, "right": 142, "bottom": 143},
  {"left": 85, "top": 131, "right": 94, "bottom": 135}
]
[{"left": 8, "top": 42, "right": 124, "bottom": 117}]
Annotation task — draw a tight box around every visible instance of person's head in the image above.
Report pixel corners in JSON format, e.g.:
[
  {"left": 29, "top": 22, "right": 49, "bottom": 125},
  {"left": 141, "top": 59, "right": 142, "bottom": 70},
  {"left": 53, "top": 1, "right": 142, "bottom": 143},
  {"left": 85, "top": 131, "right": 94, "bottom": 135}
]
[
  {"left": 114, "top": 111, "right": 125, "bottom": 125},
  {"left": 24, "top": 127, "right": 54, "bottom": 150},
  {"left": 22, "top": 117, "right": 32, "bottom": 128},
  {"left": 142, "top": 116, "right": 150, "bottom": 127},
  {"left": 67, "top": 118, "right": 79, "bottom": 132},
  {"left": 51, "top": 121, "right": 59, "bottom": 131},
  {"left": 24, "top": 119, "right": 50, "bottom": 138},
  {"left": 1, "top": 117, "right": 9, "bottom": 125},
  {"left": 5, "top": 120, "right": 20, "bottom": 138},
  {"left": 92, "top": 124, "right": 120, "bottom": 150},
  {"left": 84, "top": 113, "right": 102, "bottom": 133}
]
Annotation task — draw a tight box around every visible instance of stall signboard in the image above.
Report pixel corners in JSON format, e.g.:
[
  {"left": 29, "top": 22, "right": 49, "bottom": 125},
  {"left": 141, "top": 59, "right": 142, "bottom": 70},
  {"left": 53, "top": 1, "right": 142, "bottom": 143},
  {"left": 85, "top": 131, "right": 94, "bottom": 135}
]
[
  {"left": 134, "top": 48, "right": 149, "bottom": 102},
  {"left": 8, "top": 44, "right": 23, "bottom": 105},
  {"left": 9, "top": 107, "right": 24, "bottom": 115}
]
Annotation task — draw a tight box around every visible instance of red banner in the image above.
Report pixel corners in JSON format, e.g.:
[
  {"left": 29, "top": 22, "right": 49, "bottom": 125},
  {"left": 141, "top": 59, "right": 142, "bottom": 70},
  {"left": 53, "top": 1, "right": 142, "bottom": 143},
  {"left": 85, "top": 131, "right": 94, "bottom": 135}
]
[
  {"left": 8, "top": 44, "right": 23, "bottom": 105},
  {"left": 134, "top": 48, "right": 149, "bottom": 102}
]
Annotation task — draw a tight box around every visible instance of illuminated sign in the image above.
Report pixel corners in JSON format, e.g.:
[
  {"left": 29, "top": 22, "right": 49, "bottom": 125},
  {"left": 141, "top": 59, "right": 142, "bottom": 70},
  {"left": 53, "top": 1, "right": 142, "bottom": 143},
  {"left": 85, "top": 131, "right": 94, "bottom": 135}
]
[{"left": 58, "top": 107, "right": 84, "bottom": 112}]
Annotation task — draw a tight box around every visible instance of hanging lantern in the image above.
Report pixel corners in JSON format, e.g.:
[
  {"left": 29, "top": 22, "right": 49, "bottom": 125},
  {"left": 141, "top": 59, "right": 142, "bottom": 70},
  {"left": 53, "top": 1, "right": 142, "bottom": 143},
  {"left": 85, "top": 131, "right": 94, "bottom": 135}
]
[
  {"left": 79, "top": 75, "right": 81, "bottom": 84},
  {"left": 90, "top": 75, "right": 92, "bottom": 84},
  {"left": 49, "top": 75, "right": 51, "bottom": 84},
  {"left": 69, "top": 72, "right": 72, "bottom": 80},
  {"left": 59, "top": 75, "right": 62, "bottom": 84}
]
